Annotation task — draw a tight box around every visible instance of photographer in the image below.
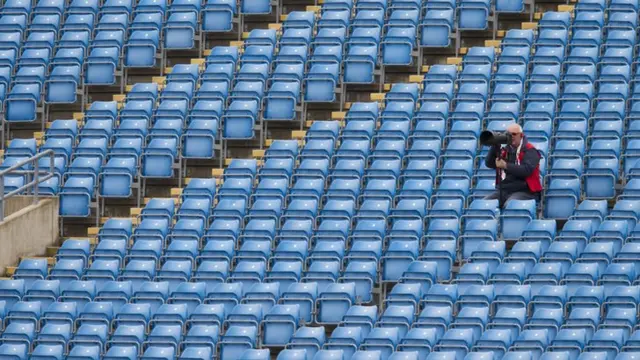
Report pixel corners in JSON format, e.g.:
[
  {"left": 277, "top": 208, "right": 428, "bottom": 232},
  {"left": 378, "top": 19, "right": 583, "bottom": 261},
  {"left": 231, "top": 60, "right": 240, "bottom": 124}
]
[{"left": 484, "top": 124, "right": 542, "bottom": 208}]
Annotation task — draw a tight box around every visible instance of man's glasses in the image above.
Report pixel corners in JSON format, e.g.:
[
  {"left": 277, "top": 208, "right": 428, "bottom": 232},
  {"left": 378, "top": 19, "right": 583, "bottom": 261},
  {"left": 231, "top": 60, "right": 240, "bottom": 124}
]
[{"left": 510, "top": 132, "right": 521, "bottom": 136}]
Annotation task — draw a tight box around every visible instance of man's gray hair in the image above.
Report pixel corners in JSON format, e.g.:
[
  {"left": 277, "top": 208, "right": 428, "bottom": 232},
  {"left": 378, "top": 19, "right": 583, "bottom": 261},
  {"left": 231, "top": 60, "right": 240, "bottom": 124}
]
[{"left": 507, "top": 123, "right": 523, "bottom": 134}]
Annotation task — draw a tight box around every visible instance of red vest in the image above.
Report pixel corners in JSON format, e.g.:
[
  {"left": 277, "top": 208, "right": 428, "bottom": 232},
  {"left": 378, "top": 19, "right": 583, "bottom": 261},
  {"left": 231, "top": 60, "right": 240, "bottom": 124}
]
[{"left": 496, "top": 142, "right": 543, "bottom": 193}]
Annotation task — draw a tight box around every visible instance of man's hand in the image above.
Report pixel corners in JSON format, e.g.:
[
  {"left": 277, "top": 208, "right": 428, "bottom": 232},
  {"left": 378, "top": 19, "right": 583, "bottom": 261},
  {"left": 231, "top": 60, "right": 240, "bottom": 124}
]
[{"left": 496, "top": 158, "right": 507, "bottom": 169}]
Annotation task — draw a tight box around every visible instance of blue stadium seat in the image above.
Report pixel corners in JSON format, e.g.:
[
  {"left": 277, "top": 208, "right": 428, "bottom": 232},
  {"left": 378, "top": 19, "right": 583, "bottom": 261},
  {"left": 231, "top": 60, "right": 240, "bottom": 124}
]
[
  {"left": 316, "top": 283, "right": 356, "bottom": 324},
  {"left": 458, "top": 0, "right": 491, "bottom": 30},
  {"left": 164, "top": 0, "right": 201, "bottom": 50},
  {"left": 202, "top": 0, "right": 236, "bottom": 32},
  {"left": 420, "top": 3, "right": 455, "bottom": 48},
  {"left": 500, "top": 200, "right": 537, "bottom": 239},
  {"left": 460, "top": 220, "right": 498, "bottom": 259}
]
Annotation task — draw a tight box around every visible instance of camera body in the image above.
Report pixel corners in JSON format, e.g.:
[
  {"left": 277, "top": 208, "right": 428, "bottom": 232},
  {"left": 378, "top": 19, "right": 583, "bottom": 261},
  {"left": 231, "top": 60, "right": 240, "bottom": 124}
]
[{"left": 480, "top": 130, "right": 512, "bottom": 146}]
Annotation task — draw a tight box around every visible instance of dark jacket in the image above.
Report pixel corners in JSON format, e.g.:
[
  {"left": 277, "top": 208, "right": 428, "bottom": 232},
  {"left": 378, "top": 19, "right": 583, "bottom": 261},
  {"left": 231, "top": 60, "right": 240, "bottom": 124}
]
[{"left": 485, "top": 136, "right": 542, "bottom": 194}]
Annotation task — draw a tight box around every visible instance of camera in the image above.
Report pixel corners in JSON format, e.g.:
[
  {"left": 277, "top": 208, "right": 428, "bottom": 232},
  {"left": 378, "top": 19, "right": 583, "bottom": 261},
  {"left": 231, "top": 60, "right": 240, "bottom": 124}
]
[{"left": 480, "top": 130, "right": 512, "bottom": 146}]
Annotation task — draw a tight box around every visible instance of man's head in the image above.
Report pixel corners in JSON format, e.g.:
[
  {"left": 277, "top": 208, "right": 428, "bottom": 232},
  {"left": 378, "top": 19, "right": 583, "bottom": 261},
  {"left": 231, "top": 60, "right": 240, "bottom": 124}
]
[{"left": 507, "top": 123, "right": 523, "bottom": 148}]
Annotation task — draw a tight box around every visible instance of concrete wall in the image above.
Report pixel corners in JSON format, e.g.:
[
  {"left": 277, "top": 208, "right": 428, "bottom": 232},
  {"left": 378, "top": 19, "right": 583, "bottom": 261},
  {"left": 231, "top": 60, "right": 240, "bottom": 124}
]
[
  {"left": 4, "top": 196, "right": 34, "bottom": 218},
  {"left": 0, "top": 197, "right": 59, "bottom": 275}
]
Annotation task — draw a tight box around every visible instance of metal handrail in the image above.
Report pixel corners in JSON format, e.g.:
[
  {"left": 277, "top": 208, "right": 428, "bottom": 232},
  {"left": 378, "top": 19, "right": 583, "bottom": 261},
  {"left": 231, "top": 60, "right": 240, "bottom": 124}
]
[{"left": 0, "top": 150, "right": 56, "bottom": 222}]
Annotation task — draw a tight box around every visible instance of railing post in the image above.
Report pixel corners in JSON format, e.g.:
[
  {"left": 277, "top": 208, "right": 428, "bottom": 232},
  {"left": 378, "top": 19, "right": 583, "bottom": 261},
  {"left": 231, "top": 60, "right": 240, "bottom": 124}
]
[
  {"left": 33, "top": 154, "right": 39, "bottom": 205},
  {"left": 0, "top": 174, "right": 4, "bottom": 222},
  {"left": 50, "top": 151, "right": 55, "bottom": 186}
]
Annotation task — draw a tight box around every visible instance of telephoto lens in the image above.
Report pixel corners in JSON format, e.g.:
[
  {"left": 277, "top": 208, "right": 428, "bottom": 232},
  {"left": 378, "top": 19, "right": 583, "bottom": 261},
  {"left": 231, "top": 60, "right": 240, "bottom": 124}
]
[{"left": 480, "top": 131, "right": 512, "bottom": 146}]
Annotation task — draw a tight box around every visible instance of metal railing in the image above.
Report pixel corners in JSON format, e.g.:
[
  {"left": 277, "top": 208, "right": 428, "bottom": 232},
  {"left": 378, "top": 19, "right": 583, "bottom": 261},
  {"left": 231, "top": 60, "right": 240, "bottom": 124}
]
[{"left": 0, "top": 150, "right": 56, "bottom": 222}]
